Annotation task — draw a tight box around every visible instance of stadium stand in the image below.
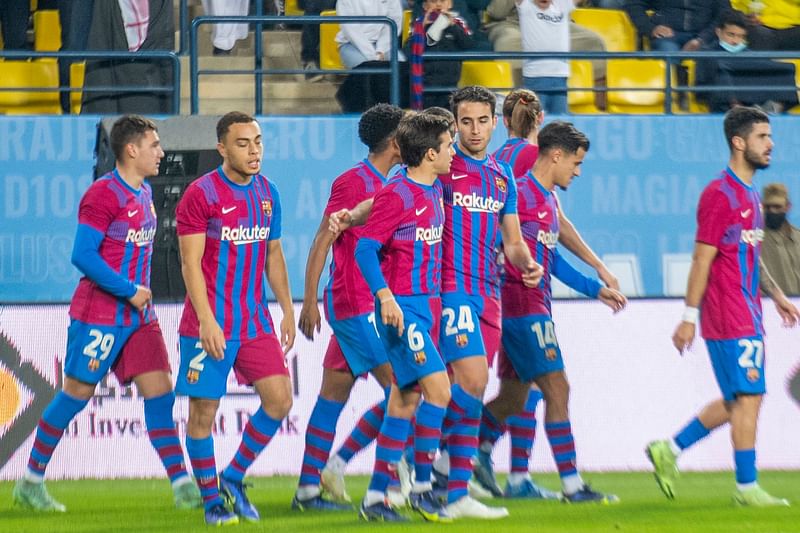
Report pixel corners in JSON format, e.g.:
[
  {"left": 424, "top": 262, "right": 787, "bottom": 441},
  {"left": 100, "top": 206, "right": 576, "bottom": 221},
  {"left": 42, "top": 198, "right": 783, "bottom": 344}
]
[
  {"left": 567, "top": 59, "right": 601, "bottom": 114},
  {"left": 570, "top": 8, "right": 637, "bottom": 52}
]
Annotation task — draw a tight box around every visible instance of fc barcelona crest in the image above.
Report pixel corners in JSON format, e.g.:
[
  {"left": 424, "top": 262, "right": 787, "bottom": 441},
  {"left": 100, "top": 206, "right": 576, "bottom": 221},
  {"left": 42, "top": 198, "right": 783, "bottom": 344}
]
[
  {"left": 546, "top": 348, "right": 557, "bottom": 361},
  {"left": 495, "top": 177, "right": 507, "bottom": 193},
  {"left": 87, "top": 359, "right": 100, "bottom": 372},
  {"left": 747, "top": 368, "right": 760, "bottom": 383},
  {"left": 414, "top": 351, "right": 427, "bottom": 365},
  {"left": 262, "top": 200, "right": 272, "bottom": 216},
  {"left": 187, "top": 369, "right": 200, "bottom": 384},
  {"left": 456, "top": 334, "right": 468, "bottom": 348}
]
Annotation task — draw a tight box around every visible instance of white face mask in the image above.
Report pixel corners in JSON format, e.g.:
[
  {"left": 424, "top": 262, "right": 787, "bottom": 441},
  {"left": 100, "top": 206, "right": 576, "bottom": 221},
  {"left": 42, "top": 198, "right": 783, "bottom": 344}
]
[{"left": 720, "top": 40, "right": 747, "bottom": 53}]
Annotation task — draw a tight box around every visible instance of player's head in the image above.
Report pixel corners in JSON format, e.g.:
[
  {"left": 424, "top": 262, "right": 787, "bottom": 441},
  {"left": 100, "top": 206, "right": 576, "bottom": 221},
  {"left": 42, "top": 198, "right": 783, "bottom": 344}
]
[
  {"left": 724, "top": 106, "right": 772, "bottom": 170},
  {"left": 423, "top": 0, "right": 452, "bottom": 12},
  {"left": 716, "top": 9, "right": 748, "bottom": 51},
  {"left": 216, "top": 111, "right": 262, "bottom": 177},
  {"left": 396, "top": 112, "right": 454, "bottom": 173},
  {"left": 502, "top": 89, "right": 543, "bottom": 139},
  {"left": 423, "top": 106, "right": 456, "bottom": 139},
  {"left": 358, "top": 103, "right": 405, "bottom": 156},
  {"left": 537, "top": 121, "right": 590, "bottom": 191},
  {"left": 110, "top": 114, "right": 163, "bottom": 177},
  {"left": 762, "top": 182, "right": 791, "bottom": 230},
  {"left": 450, "top": 85, "right": 497, "bottom": 158}
]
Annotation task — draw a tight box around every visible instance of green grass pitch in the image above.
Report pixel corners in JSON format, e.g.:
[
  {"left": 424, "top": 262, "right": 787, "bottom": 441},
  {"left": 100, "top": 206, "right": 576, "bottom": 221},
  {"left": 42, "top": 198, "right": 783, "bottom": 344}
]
[{"left": 2, "top": 472, "right": 800, "bottom": 532}]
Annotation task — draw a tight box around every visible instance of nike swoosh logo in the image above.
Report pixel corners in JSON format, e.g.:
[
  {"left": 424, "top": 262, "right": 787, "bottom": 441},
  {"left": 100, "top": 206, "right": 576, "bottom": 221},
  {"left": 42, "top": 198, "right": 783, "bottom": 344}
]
[
  {"left": 222, "top": 206, "right": 237, "bottom": 214},
  {"left": 127, "top": 210, "right": 138, "bottom": 217},
  {"left": 537, "top": 211, "right": 547, "bottom": 219},
  {"left": 452, "top": 174, "right": 468, "bottom": 180},
  {"left": 416, "top": 207, "right": 428, "bottom": 216},
  {"left": 741, "top": 209, "right": 751, "bottom": 218}
]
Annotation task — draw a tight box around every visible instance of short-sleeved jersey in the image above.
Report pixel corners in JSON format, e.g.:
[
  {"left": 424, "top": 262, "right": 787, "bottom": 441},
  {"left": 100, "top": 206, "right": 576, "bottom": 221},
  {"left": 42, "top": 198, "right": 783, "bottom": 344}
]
[
  {"left": 360, "top": 170, "right": 444, "bottom": 296},
  {"left": 493, "top": 138, "right": 540, "bottom": 178},
  {"left": 440, "top": 144, "right": 518, "bottom": 298},
  {"left": 69, "top": 169, "right": 157, "bottom": 327},
  {"left": 176, "top": 166, "right": 282, "bottom": 341},
  {"left": 696, "top": 168, "right": 764, "bottom": 340},
  {"left": 502, "top": 173, "right": 559, "bottom": 318},
  {"left": 324, "top": 159, "right": 387, "bottom": 321}
]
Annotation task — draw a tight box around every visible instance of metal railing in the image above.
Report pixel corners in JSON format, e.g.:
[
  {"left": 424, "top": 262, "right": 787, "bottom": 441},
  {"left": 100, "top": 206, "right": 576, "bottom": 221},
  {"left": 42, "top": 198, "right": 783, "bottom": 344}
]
[
  {"left": 189, "top": 15, "right": 401, "bottom": 114},
  {"left": 0, "top": 50, "right": 182, "bottom": 114}
]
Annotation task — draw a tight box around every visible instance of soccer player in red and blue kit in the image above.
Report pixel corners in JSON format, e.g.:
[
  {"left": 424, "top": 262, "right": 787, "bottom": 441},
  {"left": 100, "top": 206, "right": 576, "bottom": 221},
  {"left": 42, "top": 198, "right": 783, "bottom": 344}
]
[
  {"left": 480, "top": 121, "right": 626, "bottom": 503},
  {"left": 356, "top": 113, "right": 455, "bottom": 523},
  {"left": 647, "top": 106, "right": 800, "bottom": 506},
  {"left": 175, "top": 112, "right": 296, "bottom": 525},
  {"left": 13, "top": 115, "right": 202, "bottom": 513},
  {"left": 292, "top": 104, "right": 405, "bottom": 511}
]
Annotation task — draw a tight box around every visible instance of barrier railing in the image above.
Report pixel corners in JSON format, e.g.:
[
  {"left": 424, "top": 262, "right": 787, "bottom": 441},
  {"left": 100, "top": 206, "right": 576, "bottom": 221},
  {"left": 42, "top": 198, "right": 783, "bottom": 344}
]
[{"left": 189, "top": 15, "right": 401, "bottom": 115}]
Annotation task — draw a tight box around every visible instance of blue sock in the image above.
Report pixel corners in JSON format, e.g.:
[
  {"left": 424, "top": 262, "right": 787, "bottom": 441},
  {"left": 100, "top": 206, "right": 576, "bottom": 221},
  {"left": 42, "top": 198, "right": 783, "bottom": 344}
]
[
  {"left": 143, "top": 392, "right": 190, "bottom": 485},
  {"left": 446, "top": 390, "right": 483, "bottom": 503},
  {"left": 734, "top": 448, "right": 757, "bottom": 485},
  {"left": 442, "top": 384, "right": 472, "bottom": 439},
  {"left": 223, "top": 408, "right": 282, "bottom": 483},
  {"left": 298, "top": 396, "right": 345, "bottom": 487},
  {"left": 674, "top": 417, "right": 710, "bottom": 451},
  {"left": 507, "top": 389, "right": 543, "bottom": 474},
  {"left": 186, "top": 435, "right": 222, "bottom": 510},
  {"left": 368, "top": 416, "right": 411, "bottom": 494},
  {"left": 414, "top": 402, "right": 446, "bottom": 484},
  {"left": 27, "top": 391, "right": 88, "bottom": 480}
]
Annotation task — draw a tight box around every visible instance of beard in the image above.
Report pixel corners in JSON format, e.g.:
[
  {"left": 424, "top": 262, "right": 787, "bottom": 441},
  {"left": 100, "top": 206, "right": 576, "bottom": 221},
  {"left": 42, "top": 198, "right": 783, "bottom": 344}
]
[{"left": 744, "top": 147, "right": 770, "bottom": 170}]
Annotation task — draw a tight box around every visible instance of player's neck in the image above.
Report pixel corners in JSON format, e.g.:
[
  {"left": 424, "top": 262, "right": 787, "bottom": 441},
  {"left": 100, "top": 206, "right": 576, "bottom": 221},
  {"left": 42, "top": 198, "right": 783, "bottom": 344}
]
[
  {"left": 531, "top": 161, "right": 555, "bottom": 191},
  {"left": 222, "top": 162, "right": 254, "bottom": 186},
  {"left": 115, "top": 163, "right": 144, "bottom": 190},
  {"left": 406, "top": 165, "right": 437, "bottom": 186},
  {"left": 457, "top": 140, "right": 487, "bottom": 160},
  {"left": 367, "top": 151, "right": 395, "bottom": 177},
  {"left": 728, "top": 158, "right": 755, "bottom": 186}
]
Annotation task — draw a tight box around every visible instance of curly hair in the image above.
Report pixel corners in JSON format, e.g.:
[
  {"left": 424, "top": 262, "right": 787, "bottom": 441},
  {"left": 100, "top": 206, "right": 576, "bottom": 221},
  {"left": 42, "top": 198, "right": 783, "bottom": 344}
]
[{"left": 358, "top": 103, "right": 406, "bottom": 153}]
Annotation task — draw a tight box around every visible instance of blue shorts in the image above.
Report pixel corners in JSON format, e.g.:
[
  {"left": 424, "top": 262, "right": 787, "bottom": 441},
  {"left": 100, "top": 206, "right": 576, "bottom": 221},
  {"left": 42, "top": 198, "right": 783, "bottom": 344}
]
[
  {"left": 65, "top": 320, "right": 137, "bottom": 385},
  {"left": 439, "top": 292, "right": 501, "bottom": 365},
  {"left": 706, "top": 335, "right": 767, "bottom": 401},
  {"left": 376, "top": 294, "right": 445, "bottom": 389},
  {"left": 499, "top": 315, "right": 564, "bottom": 382},
  {"left": 326, "top": 312, "right": 389, "bottom": 376},
  {"left": 175, "top": 333, "right": 288, "bottom": 400}
]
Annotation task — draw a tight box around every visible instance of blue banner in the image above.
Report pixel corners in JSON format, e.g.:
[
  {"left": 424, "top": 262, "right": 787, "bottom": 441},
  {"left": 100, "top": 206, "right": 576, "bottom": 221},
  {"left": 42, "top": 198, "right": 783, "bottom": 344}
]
[{"left": 2, "top": 115, "right": 798, "bottom": 302}]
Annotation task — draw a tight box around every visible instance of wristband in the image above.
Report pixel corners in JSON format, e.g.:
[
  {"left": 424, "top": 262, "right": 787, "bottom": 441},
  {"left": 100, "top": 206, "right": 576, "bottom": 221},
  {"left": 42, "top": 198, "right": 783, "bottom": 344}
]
[
  {"left": 682, "top": 306, "right": 699, "bottom": 324},
  {"left": 380, "top": 296, "right": 395, "bottom": 304}
]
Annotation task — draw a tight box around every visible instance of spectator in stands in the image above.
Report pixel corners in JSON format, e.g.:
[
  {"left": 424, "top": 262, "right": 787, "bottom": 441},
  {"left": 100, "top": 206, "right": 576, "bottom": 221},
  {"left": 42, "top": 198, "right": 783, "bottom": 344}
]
[
  {"left": 407, "top": 0, "right": 475, "bottom": 109},
  {"left": 731, "top": 0, "right": 800, "bottom": 51},
  {"left": 0, "top": 0, "right": 29, "bottom": 49},
  {"left": 299, "top": 0, "right": 336, "bottom": 81},
  {"left": 201, "top": 0, "right": 249, "bottom": 55},
  {"left": 624, "top": 0, "right": 731, "bottom": 53},
  {"left": 695, "top": 10, "right": 797, "bottom": 114},
  {"left": 412, "top": 0, "right": 492, "bottom": 50},
  {"left": 761, "top": 183, "right": 800, "bottom": 296}
]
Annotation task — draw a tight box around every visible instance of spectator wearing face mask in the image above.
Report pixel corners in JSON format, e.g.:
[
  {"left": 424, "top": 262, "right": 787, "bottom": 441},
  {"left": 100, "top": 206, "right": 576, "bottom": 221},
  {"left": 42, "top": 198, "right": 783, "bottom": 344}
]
[{"left": 761, "top": 183, "right": 800, "bottom": 296}]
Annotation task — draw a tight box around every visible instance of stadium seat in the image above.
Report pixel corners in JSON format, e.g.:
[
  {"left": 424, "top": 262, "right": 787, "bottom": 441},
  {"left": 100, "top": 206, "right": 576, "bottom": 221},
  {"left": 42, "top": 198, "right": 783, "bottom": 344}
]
[
  {"left": 70, "top": 61, "right": 85, "bottom": 114},
  {"left": 34, "top": 9, "right": 61, "bottom": 52},
  {"left": 602, "top": 253, "right": 644, "bottom": 296},
  {"left": 571, "top": 8, "right": 637, "bottom": 52},
  {"left": 662, "top": 253, "right": 692, "bottom": 296},
  {"left": 778, "top": 58, "right": 800, "bottom": 114},
  {"left": 284, "top": 0, "right": 303, "bottom": 16},
  {"left": 606, "top": 58, "right": 667, "bottom": 114},
  {"left": 402, "top": 9, "right": 412, "bottom": 45},
  {"left": 319, "top": 10, "right": 344, "bottom": 70},
  {"left": 676, "top": 60, "right": 709, "bottom": 114},
  {"left": 568, "top": 60, "right": 600, "bottom": 114},
  {"left": 458, "top": 60, "right": 513, "bottom": 90},
  {"left": 0, "top": 60, "right": 61, "bottom": 114}
]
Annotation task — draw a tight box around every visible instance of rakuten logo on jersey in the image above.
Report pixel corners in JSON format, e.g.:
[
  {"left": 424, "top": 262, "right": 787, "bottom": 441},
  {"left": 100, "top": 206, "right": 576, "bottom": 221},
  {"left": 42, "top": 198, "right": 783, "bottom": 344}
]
[
  {"left": 416, "top": 224, "right": 443, "bottom": 245},
  {"left": 537, "top": 230, "right": 559, "bottom": 249},
  {"left": 221, "top": 225, "right": 270, "bottom": 245},
  {"left": 125, "top": 227, "right": 156, "bottom": 247},
  {"left": 452, "top": 192, "right": 503, "bottom": 213},
  {"left": 740, "top": 228, "right": 764, "bottom": 246}
]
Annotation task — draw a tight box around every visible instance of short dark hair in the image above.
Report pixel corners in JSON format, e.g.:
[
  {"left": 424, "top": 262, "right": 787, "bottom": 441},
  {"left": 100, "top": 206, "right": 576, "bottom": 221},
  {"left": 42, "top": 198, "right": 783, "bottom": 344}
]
[
  {"left": 422, "top": 106, "right": 456, "bottom": 137},
  {"left": 217, "top": 111, "right": 257, "bottom": 142},
  {"left": 723, "top": 106, "right": 769, "bottom": 150},
  {"left": 110, "top": 115, "right": 157, "bottom": 160},
  {"left": 538, "top": 121, "right": 590, "bottom": 155},
  {"left": 396, "top": 112, "right": 451, "bottom": 167},
  {"left": 718, "top": 9, "right": 748, "bottom": 30},
  {"left": 450, "top": 85, "right": 496, "bottom": 119},
  {"left": 503, "top": 89, "right": 542, "bottom": 139},
  {"left": 358, "top": 103, "right": 405, "bottom": 153}
]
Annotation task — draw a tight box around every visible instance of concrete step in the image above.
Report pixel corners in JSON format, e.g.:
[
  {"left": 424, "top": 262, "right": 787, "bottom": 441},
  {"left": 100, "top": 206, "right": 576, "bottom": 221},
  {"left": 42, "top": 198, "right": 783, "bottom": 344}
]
[{"left": 183, "top": 94, "right": 341, "bottom": 115}]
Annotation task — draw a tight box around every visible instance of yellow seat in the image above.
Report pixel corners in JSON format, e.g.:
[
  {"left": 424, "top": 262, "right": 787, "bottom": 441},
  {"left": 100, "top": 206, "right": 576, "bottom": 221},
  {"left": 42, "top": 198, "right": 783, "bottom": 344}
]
[
  {"left": 70, "top": 61, "right": 85, "bottom": 114},
  {"left": 34, "top": 9, "right": 61, "bottom": 52},
  {"left": 676, "top": 60, "right": 708, "bottom": 114},
  {"left": 319, "top": 10, "right": 344, "bottom": 70},
  {"left": 458, "top": 60, "right": 513, "bottom": 89},
  {"left": 607, "top": 58, "right": 667, "bottom": 114},
  {"left": 0, "top": 60, "right": 61, "bottom": 114},
  {"left": 402, "top": 9, "right": 412, "bottom": 46},
  {"left": 284, "top": 0, "right": 303, "bottom": 16},
  {"left": 568, "top": 60, "right": 600, "bottom": 114},
  {"left": 778, "top": 58, "right": 800, "bottom": 114},
  {"left": 571, "top": 8, "right": 637, "bottom": 52}
]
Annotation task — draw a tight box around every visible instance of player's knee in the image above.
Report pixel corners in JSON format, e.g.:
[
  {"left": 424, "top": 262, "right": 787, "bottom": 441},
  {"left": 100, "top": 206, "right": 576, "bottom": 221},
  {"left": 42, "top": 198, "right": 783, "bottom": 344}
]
[
  {"left": 459, "top": 374, "right": 488, "bottom": 397},
  {"left": 265, "top": 392, "right": 293, "bottom": 420}
]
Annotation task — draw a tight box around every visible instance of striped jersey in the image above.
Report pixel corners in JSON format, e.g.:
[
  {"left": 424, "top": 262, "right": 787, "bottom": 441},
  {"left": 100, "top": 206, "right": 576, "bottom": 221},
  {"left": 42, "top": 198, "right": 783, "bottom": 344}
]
[
  {"left": 324, "top": 159, "right": 387, "bottom": 321},
  {"left": 176, "top": 166, "right": 281, "bottom": 341},
  {"left": 696, "top": 167, "right": 764, "bottom": 340},
  {"left": 502, "top": 173, "right": 559, "bottom": 318},
  {"left": 440, "top": 144, "right": 518, "bottom": 298},
  {"left": 360, "top": 170, "right": 444, "bottom": 296},
  {"left": 69, "top": 169, "right": 157, "bottom": 327},
  {"left": 493, "top": 137, "right": 540, "bottom": 178}
]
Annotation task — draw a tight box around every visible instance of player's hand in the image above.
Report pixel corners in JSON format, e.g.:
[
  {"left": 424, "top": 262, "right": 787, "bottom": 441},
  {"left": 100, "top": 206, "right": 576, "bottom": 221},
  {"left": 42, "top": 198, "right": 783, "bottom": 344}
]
[
  {"left": 672, "top": 321, "right": 696, "bottom": 355},
  {"left": 280, "top": 312, "right": 296, "bottom": 355},
  {"left": 379, "top": 293, "right": 404, "bottom": 336},
  {"left": 128, "top": 285, "right": 152, "bottom": 311},
  {"left": 652, "top": 25, "right": 674, "bottom": 39},
  {"left": 598, "top": 287, "right": 627, "bottom": 313},
  {"left": 597, "top": 266, "right": 620, "bottom": 291},
  {"left": 298, "top": 301, "right": 322, "bottom": 340},
  {"left": 199, "top": 317, "right": 226, "bottom": 360},
  {"left": 520, "top": 259, "right": 544, "bottom": 288},
  {"left": 328, "top": 209, "right": 353, "bottom": 237},
  {"left": 774, "top": 295, "right": 800, "bottom": 328}
]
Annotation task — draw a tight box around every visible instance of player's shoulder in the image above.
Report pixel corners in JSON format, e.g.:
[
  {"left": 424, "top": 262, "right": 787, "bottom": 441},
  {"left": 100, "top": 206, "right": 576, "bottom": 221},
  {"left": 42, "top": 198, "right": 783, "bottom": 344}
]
[
  {"left": 488, "top": 154, "right": 514, "bottom": 179},
  {"left": 82, "top": 173, "right": 126, "bottom": 205},
  {"left": 699, "top": 173, "right": 738, "bottom": 208}
]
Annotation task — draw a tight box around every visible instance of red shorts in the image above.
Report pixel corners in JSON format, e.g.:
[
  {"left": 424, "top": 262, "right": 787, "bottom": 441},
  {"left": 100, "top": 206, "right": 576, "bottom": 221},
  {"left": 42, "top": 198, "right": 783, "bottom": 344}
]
[
  {"left": 232, "top": 333, "right": 290, "bottom": 385},
  {"left": 111, "top": 321, "right": 171, "bottom": 385},
  {"left": 322, "top": 336, "right": 351, "bottom": 373},
  {"left": 497, "top": 346, "right": 518, "bottom": 380}
]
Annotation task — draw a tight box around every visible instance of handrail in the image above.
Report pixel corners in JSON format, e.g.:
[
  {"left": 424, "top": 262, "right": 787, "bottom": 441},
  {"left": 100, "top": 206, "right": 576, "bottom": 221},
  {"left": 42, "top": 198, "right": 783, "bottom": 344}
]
[
  {"left": 189, "top": 15, "right": 400, "bottom": 115},
  {"left": 0, "top": 50, "right": 182, "bottom": 114}
]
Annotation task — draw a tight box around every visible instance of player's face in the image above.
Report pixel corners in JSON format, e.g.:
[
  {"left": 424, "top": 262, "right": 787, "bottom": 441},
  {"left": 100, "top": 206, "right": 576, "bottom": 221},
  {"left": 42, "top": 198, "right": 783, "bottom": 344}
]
[
  {"left": 219, "top": 121, "right": 263, "bottom": 178},
  {"left": 133, "top": 129, "right": 164, "bottom": 177},
  {"left": 742, "top": 122, "right": 773, "bottom": 170},
  {"left": 424, "top": 0, "right": 451, "bottom": 12},
  {"left": 553, "top": 147, "right": 586, "bottom": 191},
  {"left": 455, "top": 101, "right": 496, "bottom": 159},
  {"left": 432, "top": 131, "right": 455, "bottom": 174}
]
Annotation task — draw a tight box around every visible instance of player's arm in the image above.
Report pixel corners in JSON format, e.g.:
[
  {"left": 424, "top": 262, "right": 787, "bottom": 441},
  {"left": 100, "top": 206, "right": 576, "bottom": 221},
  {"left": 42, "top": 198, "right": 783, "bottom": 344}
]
[
  {"left": 266, "top": 239, "right": 296, "bottom": 354},
  {"left": 672, "top": 242, "right": 717, "bottom": 354},
  {"left": 759, "top": 258, "right": 800, "bottom": 327},
  {"left": 298, "top": 216, "right": 336, "bottom": 340},
  {"left": 328, "top": 198, "right": 374, "bottom": 235},
  {"left": 556, "top": 204, "right": 620, "bottom": 290},
  {"left": 552, "top": 250, "right": 626, "bottom": 312},
  {"left": 501, "top": 214, "right": 544, "bottom": 287}
]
